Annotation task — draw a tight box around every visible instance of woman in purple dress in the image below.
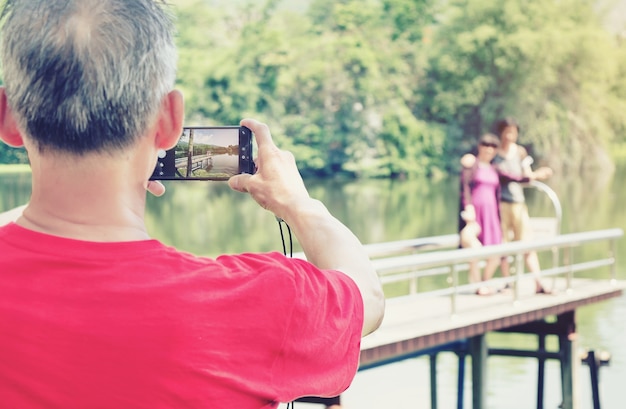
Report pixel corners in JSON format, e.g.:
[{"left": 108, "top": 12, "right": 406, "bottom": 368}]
[
  {"left": 460, "top": 133, "right": 533, "bottom": 294},
  {"left": 460, "top": 133, "right": 502, "bottom": 294}
]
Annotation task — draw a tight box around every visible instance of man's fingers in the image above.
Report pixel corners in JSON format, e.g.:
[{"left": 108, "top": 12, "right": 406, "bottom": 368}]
[
  {"left": 147, "top": 180, "right": 166, "bottom": 197},
  {"left": 228, "top": 173, "right": 251, "bottom": 193},
  {"left": 240, "top": 118, "right": 274, "bottom": 152}
]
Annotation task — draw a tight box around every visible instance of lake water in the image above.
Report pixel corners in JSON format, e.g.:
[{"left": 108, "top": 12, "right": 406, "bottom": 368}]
[{"left": 1, "top": 164, "right": 624, "bottom": 409}]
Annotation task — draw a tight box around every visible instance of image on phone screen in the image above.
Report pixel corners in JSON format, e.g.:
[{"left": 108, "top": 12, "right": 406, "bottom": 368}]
[{"left": 151, "top": 126, "right": 253, "bottom": 181}]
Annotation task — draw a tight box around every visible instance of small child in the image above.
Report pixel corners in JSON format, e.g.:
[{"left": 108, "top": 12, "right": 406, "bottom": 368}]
[
  {"left": 460, "top": 220, "right": 482, "bottom": 248},
  {"left": 459, "top": 206, "right": 482, "bottom": 248}
]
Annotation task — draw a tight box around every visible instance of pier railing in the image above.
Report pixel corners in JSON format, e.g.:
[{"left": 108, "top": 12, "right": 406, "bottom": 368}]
[
  {"left": 365, "top": 228, "right": 623, "bottom": 315},
  {"left": 349, "top": 229, "right": 624, "bottom": 409}
]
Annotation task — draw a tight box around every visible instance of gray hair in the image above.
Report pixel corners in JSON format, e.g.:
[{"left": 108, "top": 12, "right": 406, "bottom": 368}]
[{"left": 0, "top": 0, "right": 177, "bottom": 154}]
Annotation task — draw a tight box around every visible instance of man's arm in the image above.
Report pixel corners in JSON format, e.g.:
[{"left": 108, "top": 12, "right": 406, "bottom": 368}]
[{"left": 228, "top": 119, "right": 385, "bottom": 337}]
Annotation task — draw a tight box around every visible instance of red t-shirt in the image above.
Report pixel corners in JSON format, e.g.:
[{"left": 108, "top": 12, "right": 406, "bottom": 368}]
[{"left": 0, "top": 223, "right": 364, "bottom": 408}]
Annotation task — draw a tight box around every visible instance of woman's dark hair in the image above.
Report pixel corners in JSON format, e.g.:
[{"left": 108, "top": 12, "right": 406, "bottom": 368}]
[{"left": 494, "top": 117, "right": 520, "bottom": 136}]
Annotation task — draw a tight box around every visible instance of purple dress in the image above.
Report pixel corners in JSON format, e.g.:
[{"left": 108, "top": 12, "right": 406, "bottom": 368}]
[{"left": 461, "top": 163, "right": 502, "bottom": 246}]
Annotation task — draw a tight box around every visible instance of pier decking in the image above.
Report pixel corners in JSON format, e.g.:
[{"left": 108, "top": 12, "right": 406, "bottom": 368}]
[{"left": 360, "top": 277, "right": 625, "bottom": 368}]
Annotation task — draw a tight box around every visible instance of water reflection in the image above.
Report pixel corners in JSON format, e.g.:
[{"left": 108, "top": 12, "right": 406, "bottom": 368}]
[
  {"left": 4, "top": 167, "right": 623, "bottom": 299},
  {"left": 145, "top": 181, "right": 280, "bottom": 256},
  {"left": 2, "top": 166, "right": 625, "bottom": 267},
  {"left": 0, "top": 171, "right": 31, "bottom": 211},
  {"left": 142, "top": 176, "right": 464, "bottom": 257}
]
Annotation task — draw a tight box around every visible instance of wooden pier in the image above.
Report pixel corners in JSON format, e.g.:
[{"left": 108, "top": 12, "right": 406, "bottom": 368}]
[
  {"left": 360, "top": 277, "right": 624, "bottom": 368},
  {"left": 353, "top": 228, "right": 624, "bottom": 409}
]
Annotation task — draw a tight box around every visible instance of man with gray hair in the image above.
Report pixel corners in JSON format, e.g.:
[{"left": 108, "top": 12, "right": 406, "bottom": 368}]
[{"left": 0, "top": 1, "right": 385, "bottom": 407}]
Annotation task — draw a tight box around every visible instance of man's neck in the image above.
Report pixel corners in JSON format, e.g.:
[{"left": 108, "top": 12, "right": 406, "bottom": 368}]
[{"left": 17, "top": 151, "right": 151, "bottom": 242}]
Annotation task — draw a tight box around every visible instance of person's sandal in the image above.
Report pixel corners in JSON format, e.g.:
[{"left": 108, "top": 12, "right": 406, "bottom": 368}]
[{"left": 536, "top": 286, "right": 553, "bottom": 295}]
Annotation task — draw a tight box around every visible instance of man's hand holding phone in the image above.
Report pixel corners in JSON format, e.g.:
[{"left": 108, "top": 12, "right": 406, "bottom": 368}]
[{"left": 228, "top": 118, "right": 311, "bottom": 222}]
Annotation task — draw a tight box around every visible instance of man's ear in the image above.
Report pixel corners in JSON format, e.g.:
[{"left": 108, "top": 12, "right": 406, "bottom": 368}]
[
  {"left": 154, "top": 89, "right": 184, "bottom": 150},
  {"left": 0, "top": 87, "right": 24, "bottom": 147}
]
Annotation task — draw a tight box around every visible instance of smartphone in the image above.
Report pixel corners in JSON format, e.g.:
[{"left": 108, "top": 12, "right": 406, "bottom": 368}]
[{"left": 150, "top": 126, "right": 254, "bottom": 181}]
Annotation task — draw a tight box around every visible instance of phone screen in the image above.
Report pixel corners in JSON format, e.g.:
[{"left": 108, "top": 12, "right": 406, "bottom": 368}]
[{"left": 150, "top": 126, "right": 254, "bottom": 181}]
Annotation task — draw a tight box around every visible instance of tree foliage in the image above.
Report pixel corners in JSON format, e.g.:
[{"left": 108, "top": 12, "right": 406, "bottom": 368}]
[
  {"left": 417, "top": 0, "right": 626, "bottom": 172},
  {"left": 1, "top": 0, "right": 624, "bottom": 178}
]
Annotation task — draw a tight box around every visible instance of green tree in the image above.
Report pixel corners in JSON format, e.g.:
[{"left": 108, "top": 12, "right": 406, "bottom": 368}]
[
  {"left": 175, "top": 0, "right": 446, "bottom": 178},
  {"left": 6, "top": 0, "right": 622, "bottom": 177},
  {"left": 274, "top": 0, "right": 445, "bottom": 177},
  {"left": 417, "top": 0, "right": 626, "bottom": 172},
  {"left": 0, "top": 145, "right": 28, "bottom": 165}
]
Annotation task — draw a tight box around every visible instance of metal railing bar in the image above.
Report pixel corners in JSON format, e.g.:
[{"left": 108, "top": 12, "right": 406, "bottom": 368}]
[
  {"left": 379, "top": 266, "right": 453, "bottom": 282},
  {"left": 379, "top": 260, "right": 619, "bottom": 300},
  {"left": 372, "top": 229, "right": 623, "bottom": 274},
  {"left": 380, "top": 258, "right": 616, "bottom": 288}
]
